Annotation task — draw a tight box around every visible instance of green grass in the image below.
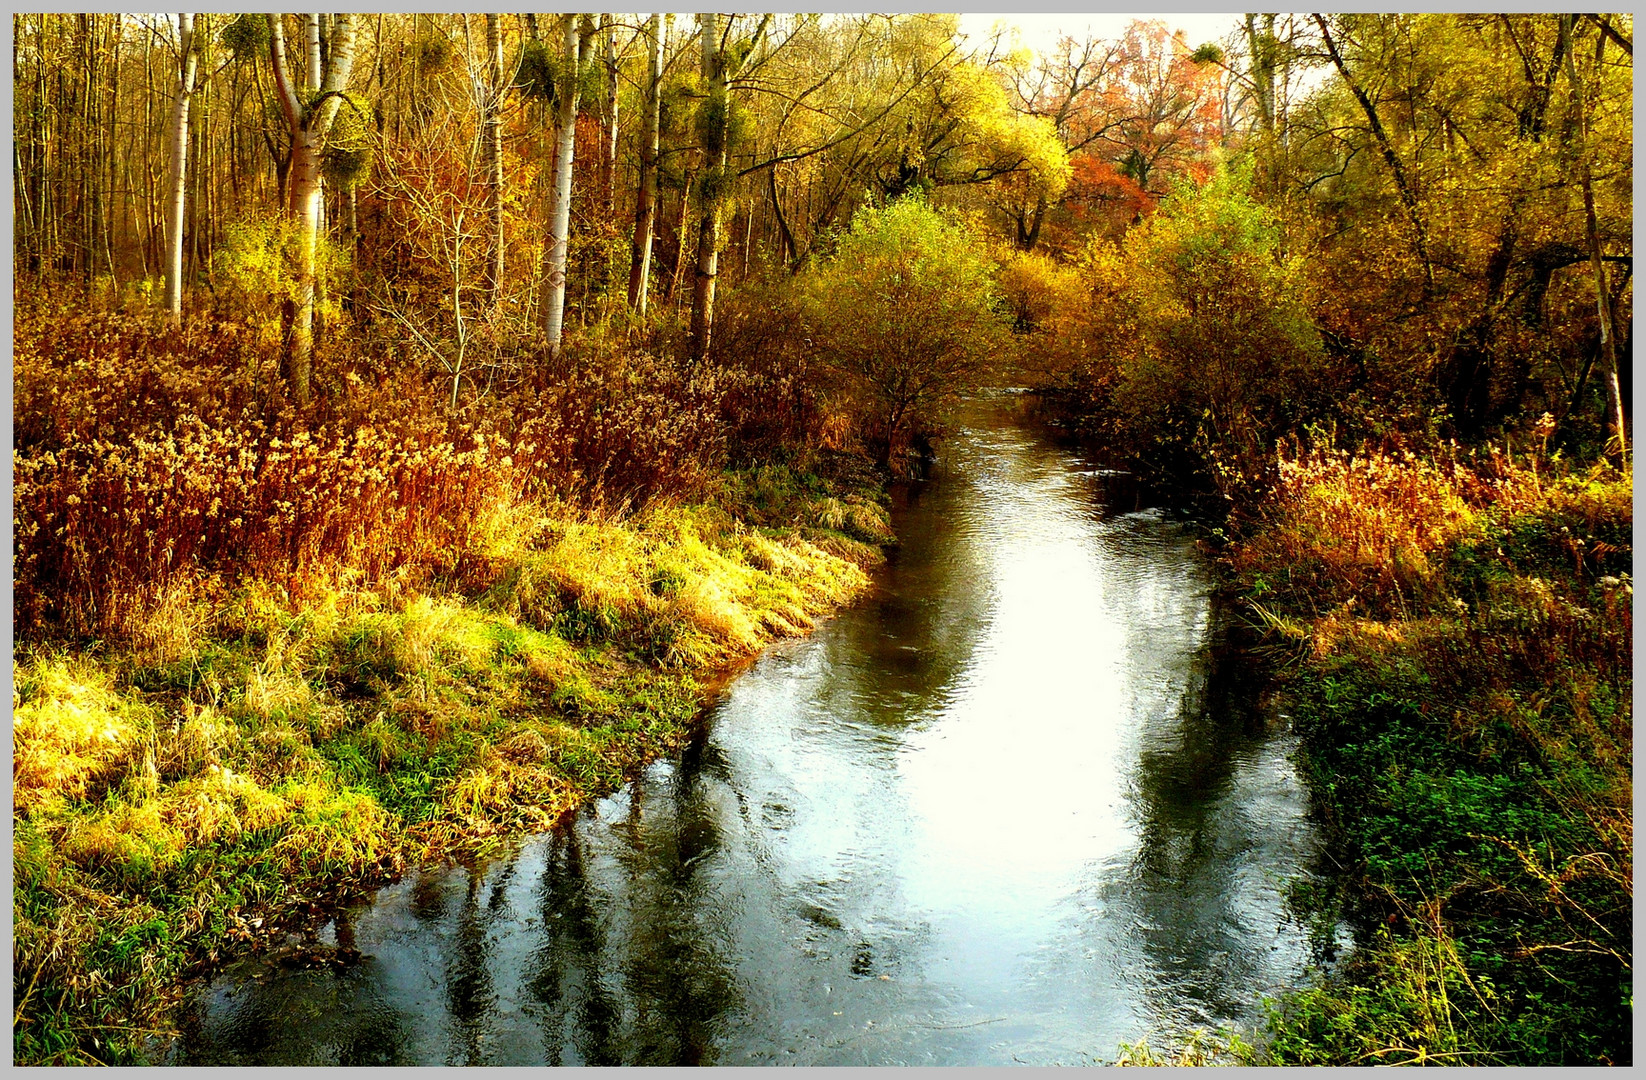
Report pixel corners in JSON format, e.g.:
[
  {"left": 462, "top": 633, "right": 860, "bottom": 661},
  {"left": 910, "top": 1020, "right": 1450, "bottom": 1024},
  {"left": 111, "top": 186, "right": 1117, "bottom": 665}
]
[{"left": 1229, "top": 461, "right": 1632, "bottom": 1065}]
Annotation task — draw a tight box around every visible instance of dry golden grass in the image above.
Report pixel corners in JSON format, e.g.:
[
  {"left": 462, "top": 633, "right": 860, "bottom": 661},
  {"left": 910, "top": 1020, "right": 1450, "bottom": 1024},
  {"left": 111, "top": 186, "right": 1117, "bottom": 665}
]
[
  {"left": 1234, "top": 448, "right": 1484, "bottom": 620},
  {"left": 13, "top": 657, "right": 152, "bottom": 813}
]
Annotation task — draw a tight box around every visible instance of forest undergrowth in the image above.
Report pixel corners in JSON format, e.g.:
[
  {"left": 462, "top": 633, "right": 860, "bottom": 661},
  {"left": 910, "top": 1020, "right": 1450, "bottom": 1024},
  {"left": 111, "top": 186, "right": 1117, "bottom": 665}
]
[
  {"left": 1232, "top": 437, "right": 1632, "bottom": 1065},
  {"left": 11, "top": 300, "right": 895, "bottom": 1065}
]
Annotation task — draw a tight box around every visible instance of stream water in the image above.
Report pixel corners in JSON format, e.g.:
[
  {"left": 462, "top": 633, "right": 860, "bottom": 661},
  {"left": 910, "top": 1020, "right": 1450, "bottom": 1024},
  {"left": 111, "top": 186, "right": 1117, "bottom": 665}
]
[{"left": 172, "top": 393, "right": 1331, "bottom": 1066}]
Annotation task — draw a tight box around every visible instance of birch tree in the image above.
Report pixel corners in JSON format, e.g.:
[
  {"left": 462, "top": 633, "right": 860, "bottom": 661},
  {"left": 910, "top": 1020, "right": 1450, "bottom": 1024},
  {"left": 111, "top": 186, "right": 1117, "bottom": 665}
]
[
  {"left": 483, "top": 13, "right": 505, "bottom": 310},
  {"left": 541, "top": 13, "right": 591, "bottom": 359},
  {"left": 161, "top": 13, "right": 199, "bottom": 322},
  {"left": 627, "top": 12, "right": 664, "bottom": 315}
]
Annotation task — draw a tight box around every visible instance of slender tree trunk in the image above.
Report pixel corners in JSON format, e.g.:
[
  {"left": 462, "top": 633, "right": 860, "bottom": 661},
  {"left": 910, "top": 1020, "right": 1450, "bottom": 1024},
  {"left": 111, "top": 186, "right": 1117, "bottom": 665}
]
[
  {"left": 78, "top": 14, "right": 97, "bottom": 285},
  {"left": 161, "top": 13, "right": 198, "bottom": 322},
  {"left": 687, "top": 13, "right": 768, "bottom": 359},
  {"left": 141, "top": 25, "right": 157, "bottom": 274},
  {"left": 484, "top": 12, "right": 505, "bottom": 310},
  {"left": 689, "top": 12, "right": 728, "bottom": 363},
  {"left": 1016, "top": 193, "right": 1047, "bottom": 251},
  {"left": 189, "top": 59, "right": 206, "bottom": 291},
  {"left": 768, "top": 165, "right": 799, "bottom": 267},
  {"left": 1244, "top": 14, "right": 1278, "bottom": 192},
  {"left": 103, "top": 17, "right": 120, "bottom": 291},
  {"left": 627, "top": 12, "right": 663, "bottom": 314},
  {"left": 668, "top": 173, "right": 693, "bottom": 301},
  {"left": 601, "top": 18, "right": 620, "bottom": 217},
  {"left": 1561, "top": 15, "right": 1627, "bottom": 458},
  {"left": 741, "top": 189, "right": 754, "bottom": 279},
  {"left": 541, "top": 14, "right": 587, "bottom": 359}
]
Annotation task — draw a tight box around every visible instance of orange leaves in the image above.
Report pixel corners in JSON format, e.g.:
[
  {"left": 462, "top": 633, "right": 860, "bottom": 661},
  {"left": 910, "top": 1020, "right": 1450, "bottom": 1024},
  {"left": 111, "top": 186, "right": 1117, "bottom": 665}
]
[{"left": 1067, "top": 156, "right": 1155, "bottom": 226}]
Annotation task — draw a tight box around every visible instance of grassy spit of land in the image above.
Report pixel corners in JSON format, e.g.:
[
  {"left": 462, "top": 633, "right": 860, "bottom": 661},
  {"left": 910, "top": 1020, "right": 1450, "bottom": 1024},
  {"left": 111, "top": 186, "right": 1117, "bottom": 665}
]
[{"left": 11, "top": 303, "right": 900, "bottom": 1065}]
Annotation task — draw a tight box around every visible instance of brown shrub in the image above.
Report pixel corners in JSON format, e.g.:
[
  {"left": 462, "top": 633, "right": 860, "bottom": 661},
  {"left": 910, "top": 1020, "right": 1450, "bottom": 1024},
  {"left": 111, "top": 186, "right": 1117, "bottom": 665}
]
[
  {"left": 1232, "top": 447, "right": 1486, "bottom": 620},
  {"left": 13, "top": 304, "right": 733, "bottom": 643}
]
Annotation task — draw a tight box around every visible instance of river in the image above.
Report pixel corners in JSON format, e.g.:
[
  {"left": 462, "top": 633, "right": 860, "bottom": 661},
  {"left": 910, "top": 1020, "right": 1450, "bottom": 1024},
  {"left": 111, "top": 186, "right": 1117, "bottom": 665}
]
[{"left": 171, "top": 392, "right": 1331, "bottom": 1066}]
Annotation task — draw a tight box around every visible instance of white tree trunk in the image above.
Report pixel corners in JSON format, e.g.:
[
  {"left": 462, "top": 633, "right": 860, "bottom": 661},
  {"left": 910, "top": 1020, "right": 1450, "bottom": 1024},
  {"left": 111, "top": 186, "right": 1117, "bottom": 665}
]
[
  {"left": 161, "top": 13, "right": 197, "bottom": 323},
  {"left": 627, "top": 12, "right": 663, "bottom": 315},
  {"left": 485, "top": 13, "right": 505, "bottom": 309},
  {"left": 541, "top": 15, "right": 585, "bottom": 358},
  {"left": 305, "top": 13, "right": 321, "bottom": 88},
  {"left": 288, "top": 137, "right": 323, "bottom": 402}
]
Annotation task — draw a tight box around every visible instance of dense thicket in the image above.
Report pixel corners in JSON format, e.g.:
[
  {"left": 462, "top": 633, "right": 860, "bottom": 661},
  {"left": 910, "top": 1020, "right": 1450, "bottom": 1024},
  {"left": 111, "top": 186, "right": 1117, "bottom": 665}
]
[{"left": 1032, "top": 14, "right": 1632, "bottom": 502}]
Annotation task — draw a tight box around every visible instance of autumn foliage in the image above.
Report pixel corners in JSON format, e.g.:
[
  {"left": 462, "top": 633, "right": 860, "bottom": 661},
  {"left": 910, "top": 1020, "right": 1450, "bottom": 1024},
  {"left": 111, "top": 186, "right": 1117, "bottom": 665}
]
[{"left": 12, "top": 298, "right": 731, "bottom": 643}]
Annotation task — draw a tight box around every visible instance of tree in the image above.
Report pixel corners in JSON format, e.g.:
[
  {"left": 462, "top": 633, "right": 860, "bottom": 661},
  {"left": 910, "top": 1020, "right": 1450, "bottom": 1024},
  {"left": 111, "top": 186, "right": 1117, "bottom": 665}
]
[
  {"left": 1312, "top": 14, "right": 1434, "bottom": 294},
  {"left": 1281, "top": 14, "right": 1631, "bottom": 440},
  {"left": 365, "top": 70, "right": 491, "bottom": 412},
  {"left": 1560, "top": 13, "right": 1627, "bottom": 457},
  {"left": 627, "top": 12, "right": 664, "bottom": 315},
  {"left": 1000, "top": 32, "right": 1124, "bottom": 250},
  {"left": 799, "top": 197, "right": 1006, "bottom": 468},
  {"left": 1000, "top": 21, "right": 1222, "bottom": 249},
  {"left": 689, "top": 13, "right": 771, "bottom": 363},
  {"left": 1235, "top": 14, "right": 1306, "bottom": 193},
  {"left": 267, "top": 12, "right": 358, "bottom": 405},
  {"left": 162, "top": 13, "right": 200, "bottom": 322},
  {"left": 1078, "top": 165, "right": 1328, "bottom": 491},
  {"left": 540, "top": 13, "right": 591, "bottom": 359},
  {"left": 482, "top": 13, "right": 505, "bottom": 311},
  {"left": 727, "top": 14, "right": 963, "bottom": 269}
]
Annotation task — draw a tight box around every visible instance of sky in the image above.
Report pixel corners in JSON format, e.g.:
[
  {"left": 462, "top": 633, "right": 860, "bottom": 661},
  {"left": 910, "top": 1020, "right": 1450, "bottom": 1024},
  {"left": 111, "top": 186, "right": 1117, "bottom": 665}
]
[{"left": 956, "top": 12, "right": 1245, "bottom": 57}]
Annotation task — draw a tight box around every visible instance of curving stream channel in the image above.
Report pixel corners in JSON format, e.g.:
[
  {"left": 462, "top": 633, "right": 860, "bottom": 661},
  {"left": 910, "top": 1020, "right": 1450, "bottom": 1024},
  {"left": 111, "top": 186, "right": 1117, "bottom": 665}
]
[{"left": 172, "top": 393, "right": 1332, "bottom": 1066}]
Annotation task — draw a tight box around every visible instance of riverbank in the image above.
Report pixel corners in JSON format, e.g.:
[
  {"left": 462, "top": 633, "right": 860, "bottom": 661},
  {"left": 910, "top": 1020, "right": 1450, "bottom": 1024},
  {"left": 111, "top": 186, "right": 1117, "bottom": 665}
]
[
  {"left": 1224, "top": 444, "right": 1632, "bottom": 1065},
  {"left": 13, "top": 467, "right": 892, "bottom": 1066},
  {"left": 1032, "top": 361, "right": 1633, "bottom": 1065},
  {"left": 164, "top": 391, "right": 1330, "bottom": 1067}
]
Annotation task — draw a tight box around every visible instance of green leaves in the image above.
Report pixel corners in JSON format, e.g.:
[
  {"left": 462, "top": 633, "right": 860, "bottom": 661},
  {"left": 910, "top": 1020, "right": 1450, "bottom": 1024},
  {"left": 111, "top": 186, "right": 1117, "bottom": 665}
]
[
  {"left": 796, "top": 198, "right": 1007, "bottom": 465},
  {"left": 218, "top": 14, "right": 269, "bottom": 63}
]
